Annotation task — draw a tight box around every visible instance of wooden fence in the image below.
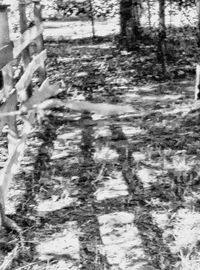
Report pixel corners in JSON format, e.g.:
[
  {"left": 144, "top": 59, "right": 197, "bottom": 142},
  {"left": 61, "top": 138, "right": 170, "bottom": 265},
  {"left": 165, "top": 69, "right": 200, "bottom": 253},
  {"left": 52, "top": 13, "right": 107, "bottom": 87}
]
[{"left": 0, "top": 0, "right": 59, "bottom": 228}]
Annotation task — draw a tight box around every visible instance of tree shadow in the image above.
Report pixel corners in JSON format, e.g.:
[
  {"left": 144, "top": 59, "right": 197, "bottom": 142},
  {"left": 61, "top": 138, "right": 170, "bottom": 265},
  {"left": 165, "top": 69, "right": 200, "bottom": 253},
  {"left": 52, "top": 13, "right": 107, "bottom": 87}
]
[
  {"left": 109, "top": 117, "right": 178, "bottom": 269},
  {"left": 45, "top": 34, "right": 116, "bottom": 46}
]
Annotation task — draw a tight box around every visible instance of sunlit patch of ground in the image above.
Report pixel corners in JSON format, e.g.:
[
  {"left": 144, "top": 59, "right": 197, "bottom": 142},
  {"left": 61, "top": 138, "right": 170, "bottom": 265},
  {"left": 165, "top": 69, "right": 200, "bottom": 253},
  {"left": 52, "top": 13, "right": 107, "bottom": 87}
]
[
  {"left": 51, "top": 128, "right": 82, "bottom": 160},
  {"left": 94, "top": 126, "right": 112, "bottom": 139},
  {"left": 137, "top": 167, "right": 161, "bottom": 189},
  {"left": 36, "top": 221, "right": 80, "bottom": 269},
  {"left": 121, "top": 126, "right": 146, "bottom": 139},
  {"left": 141, "top": 94, "right": 183, "bottom": 101},
  {"left": 94, "top": 146, "right": 119, "bottom": 162},
  {"left": 98, "top": 212, "right": 154, "bottom": 269},
  {"left": 152, "top": 209, "right": 200, "bottom": 270},
  {"left": 44, "top": 18, "right": 120, "bottom": 40},
  {"left": 37, "top": 188, "right": 76, "bottom": 214},
  {"left": 132, "top": 152, "right": 146, "bottom": 162},
  {"left": 94, "top": 170, "right": 128, "bottom": 200}
]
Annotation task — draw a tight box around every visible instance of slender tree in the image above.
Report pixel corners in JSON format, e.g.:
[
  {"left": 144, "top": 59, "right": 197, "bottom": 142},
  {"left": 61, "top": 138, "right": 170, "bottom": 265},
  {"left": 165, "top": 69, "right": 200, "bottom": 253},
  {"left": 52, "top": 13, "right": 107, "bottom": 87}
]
[
  {"left": 169, "top": 0, "right": 172, "bottom": 27},
  {"left": 197, "top": 0, "right": 200, "bottom": 47},
  {"left": 158, "top": 0, "right": 166, "bottom": 74},
  {"left": 119, "top": 0, "right": 132, "bottom": 48},
  {"left": 130, "top": 0, "right": 141, "bottom": 46},
  {"left": 88, "top": 0, "right": 95, "bottom": 39},
  {"left": 147, "top": 0, "right": 152, "bottom": 29}
]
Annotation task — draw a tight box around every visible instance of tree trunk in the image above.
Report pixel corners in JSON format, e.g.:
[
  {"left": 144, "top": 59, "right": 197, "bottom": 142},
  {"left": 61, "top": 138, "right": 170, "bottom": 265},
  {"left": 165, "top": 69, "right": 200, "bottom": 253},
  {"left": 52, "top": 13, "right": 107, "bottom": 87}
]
[
  {"left": 88, "top": 0, "right": 95, "bottom": 40},
  {"left": 169, "top": 0, "right": 172, "bottom": 28},
  {"left": 158, "top": 0, "right": 166, "bottom": 75},
  {"left": 119, "top": 0, "right": 132, "bottom": 48},
  {"left": 119, "top": 0, "right": 141, "bottom": 50},
  {"left": 147, "top": 0, "right": 151, "bottom": 29},
  {"left": 131, "top": 0, "right": 141, "bottom": 44},
  {"left": 197, "top": 0, "right": 200, "bottom": 47}
]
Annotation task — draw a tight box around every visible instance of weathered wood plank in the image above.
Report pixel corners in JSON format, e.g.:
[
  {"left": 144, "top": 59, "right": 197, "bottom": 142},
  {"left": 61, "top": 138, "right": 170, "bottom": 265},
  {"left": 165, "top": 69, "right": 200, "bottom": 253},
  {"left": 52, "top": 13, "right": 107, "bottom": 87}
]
[
  {"left": 0, "top": 121, "right": 31, "bottom": 208},
  {"left": 0, "top": 90, "right": 18, "bottom": 156},
  {"left": 15, "top": 49, "right": 47, "bottom": 101},
  {"left": 13, "top": 24, "right": 43, "bottom": 58},
  {"left": 0, "top": 140, "right": 23, "bottom": 201},
  {"left": 19, "top": 1, "right": 33, "bottom": 99},
  {"left": 0, "top": 44, "right": 13, "bottom": 70},
  {"left": 0, "top": 90, "right": 18, "bottom": 136},
  {"left": 0, "top": 5, "right": 10, "bottom": 48},
  {"left": 33, "top": 1, "right": 46, "bottom": 83},
  {"left": 0, "top": 90, "right": 20, "bottom": 208},
  {"left": 23, "top": 78, "right": 60, "bottom": 125},
  {"left": 24, "top": 77, "right": 60, "bottom": 109},
  {"left": 1, "top": 64, "right": 18, "bottom": 155},
  {"left": 0, "top": 6, "right": 12, "bottom": 71},
  {"left": 2, "top": 63, "right": 13, "bottom": 98},
  {"left": 0, "top": 5, "right": 15, "bottom": 217},
  {"left": 0, "top": 79, "right": 60, "bottom": 209}
]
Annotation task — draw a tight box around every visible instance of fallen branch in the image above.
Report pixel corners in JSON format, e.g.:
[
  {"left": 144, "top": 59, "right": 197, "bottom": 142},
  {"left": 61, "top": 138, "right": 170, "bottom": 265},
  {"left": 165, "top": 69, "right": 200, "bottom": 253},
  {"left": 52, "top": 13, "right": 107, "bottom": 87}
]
[
  {"left": 2, "top": 98, "right": 200, "bottom": 121},
  {"left": 36, "top": 99, "right": 135, "bottom": 115}
]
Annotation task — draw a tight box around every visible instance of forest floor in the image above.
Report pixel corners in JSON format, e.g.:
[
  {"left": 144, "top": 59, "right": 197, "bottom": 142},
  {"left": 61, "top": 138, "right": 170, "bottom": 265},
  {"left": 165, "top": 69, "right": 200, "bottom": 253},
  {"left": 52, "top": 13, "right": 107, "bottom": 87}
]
[{"left": 1, "top": 20, "right": 200, "bottom": 270}]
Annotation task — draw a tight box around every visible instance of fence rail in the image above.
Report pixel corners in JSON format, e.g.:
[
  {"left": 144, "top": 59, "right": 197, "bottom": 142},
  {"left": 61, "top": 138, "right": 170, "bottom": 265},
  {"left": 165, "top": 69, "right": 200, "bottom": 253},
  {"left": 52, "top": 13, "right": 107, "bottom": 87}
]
[
  {"left": 13, "top": 24, "right": 44, "bottom": 58},
  {"left": 0, "top": 0, "right": 59, "bottom": 227}
]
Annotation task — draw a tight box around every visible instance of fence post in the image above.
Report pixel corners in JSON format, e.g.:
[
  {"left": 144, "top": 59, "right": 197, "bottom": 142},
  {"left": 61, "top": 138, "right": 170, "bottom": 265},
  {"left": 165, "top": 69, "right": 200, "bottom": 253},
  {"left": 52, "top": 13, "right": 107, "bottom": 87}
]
[
  {"left": 0, "top": 5, "right": 14, "bottom": 226},
  {"left": 0, "top": 5, "right": 13, "bottom": 99},
  {"left": 0, "top": 5, "right": 10, "bottom": 47},
  {"left": 2, "top": 64, "right": 13, "bottom": 99},
  {"left": 33, "top": 0, "right": 46, "bottom": 83},
  {"left": 0, "top": 5, "right": 18, "bottom": 155},
  {"left": 19, "top": 0, "right": 33, "bottom": 99}
]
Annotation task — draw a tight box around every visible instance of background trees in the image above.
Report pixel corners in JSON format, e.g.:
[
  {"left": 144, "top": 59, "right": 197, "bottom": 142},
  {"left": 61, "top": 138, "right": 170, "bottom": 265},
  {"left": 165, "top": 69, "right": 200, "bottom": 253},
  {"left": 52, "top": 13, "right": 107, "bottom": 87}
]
[
  {"left": 158, "top": 0, "right": 166, "bottom": 74},
  {"left": 1, "top": 0, "right": 200, "bottom": 78},
  {"left": 118, "top": 0, "right": 199, "bottom": 76},
  {"left": 197, "top": 0, "right": 200, "bottom": 47}
]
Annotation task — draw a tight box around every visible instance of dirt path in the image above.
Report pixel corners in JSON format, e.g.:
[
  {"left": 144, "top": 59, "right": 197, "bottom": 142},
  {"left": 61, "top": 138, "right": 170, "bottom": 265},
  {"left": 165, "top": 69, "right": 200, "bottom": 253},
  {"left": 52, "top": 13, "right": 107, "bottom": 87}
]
[{"left": 2, "top": 36, "right": 200, "bottom": 270}]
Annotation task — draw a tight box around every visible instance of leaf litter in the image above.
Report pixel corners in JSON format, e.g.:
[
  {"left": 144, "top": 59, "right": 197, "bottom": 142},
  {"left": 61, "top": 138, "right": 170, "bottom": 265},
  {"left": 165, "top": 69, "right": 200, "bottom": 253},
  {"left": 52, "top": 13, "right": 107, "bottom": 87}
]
[{"left": 2, "top": 27, "right": 200, "bottom": 270}]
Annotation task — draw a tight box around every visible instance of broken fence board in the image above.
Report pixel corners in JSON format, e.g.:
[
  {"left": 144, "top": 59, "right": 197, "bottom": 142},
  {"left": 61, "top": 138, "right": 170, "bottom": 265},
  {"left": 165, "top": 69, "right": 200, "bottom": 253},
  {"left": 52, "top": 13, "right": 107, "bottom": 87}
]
[
  {"left": 35, "top": 99, "right": 134, "bottom": 115},
  {"left": 24, "top": 77, "right": 60, "bottom": 110},
  {"left": 0, "top": 80, "right": 59, "bottom": 206},
  {"left": 2, "top": 63, "right": 13, "bottom": 98},
  {"left": 0, "top": 121, "right": 31, "bottom": 207},
  {"left": 19, "top": 1, "right": 34, "bottom": 100},
  {"left": 0, "top": 90, "right": 18, "bottom": 136},
  {"left": 33, "top": 1, "right": 46, "bottom": 83},
  {"left": 23, "top": 78, "right": 60, "bottom": 125},
  {"left": 64, "top": 100, "right": 134, "bottom": 115},
  {"left": 16, "top": 49, "right": 47, "bottom": 100},
  {"left": 13, "top": 23, "right": 43, "bottom": 58},
  {"left": 0, "top": 43, "right": 13, "bottom": 70}
]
